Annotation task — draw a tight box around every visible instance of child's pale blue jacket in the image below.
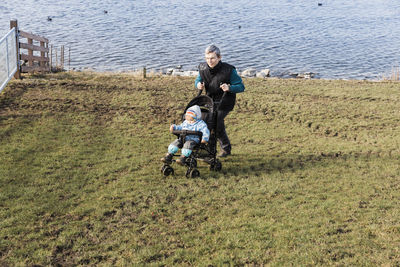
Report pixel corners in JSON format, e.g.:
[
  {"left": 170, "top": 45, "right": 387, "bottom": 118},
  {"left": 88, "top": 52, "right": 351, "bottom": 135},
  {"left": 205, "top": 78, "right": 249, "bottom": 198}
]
[{"left": 172, "top": 120, "right": 210, "bottom": 143}]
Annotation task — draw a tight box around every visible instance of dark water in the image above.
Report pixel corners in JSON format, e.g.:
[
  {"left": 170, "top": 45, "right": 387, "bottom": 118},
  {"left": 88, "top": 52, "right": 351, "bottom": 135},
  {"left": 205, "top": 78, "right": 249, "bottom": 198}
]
[{"left": 2, "top": 0, "right": 400, "bottom": 79}]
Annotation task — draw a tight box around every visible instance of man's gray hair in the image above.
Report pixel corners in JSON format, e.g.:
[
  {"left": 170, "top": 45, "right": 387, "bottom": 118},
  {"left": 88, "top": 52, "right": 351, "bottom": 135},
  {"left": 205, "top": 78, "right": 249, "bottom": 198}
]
[{"left": 205, "top": 44, "right": 221, "bottom": 57}]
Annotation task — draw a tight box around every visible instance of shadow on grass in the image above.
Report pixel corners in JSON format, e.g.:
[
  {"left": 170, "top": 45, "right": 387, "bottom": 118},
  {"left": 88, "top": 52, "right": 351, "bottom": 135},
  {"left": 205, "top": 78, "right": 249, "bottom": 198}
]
[
  {"left": 220, "top": 150, "right": 387, "bottom": 177},
  {"left": 0, "top": 83, "right": 38, "bottom": 138},
  {"left": 221, "top": 153, "right": 312, "bottom": 176},
  {"left": 162, "top": 152, "right": 350, "bottom": 179},
  {"left": 0, "top": 82, "right": 30, "bottom": 113}
]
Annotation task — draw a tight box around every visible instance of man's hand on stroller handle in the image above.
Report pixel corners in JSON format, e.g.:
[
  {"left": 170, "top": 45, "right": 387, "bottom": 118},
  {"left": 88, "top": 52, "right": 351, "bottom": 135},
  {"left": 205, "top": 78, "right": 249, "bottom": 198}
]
[
  {"left": 220, "top": 83, "right": 230, "bottom": 92},
  {"left": 197, "top": 82, "right": 205, "bottom": 90},
  {"left": 169, "top": 125, "right": 174, "bottom": 132},
  {"left": 196, "top": 81, "right": 230, "bottom": 92}
]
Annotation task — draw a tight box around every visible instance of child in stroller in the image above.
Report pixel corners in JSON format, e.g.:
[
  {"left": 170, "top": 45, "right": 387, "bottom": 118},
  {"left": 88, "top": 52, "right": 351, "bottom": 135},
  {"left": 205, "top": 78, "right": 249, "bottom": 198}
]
[
  {"left": 161, "top": 104, "right": 210, "bottom": 164},
  {"left": 161, "top": 94, "right": 223, "bottom": 178}
]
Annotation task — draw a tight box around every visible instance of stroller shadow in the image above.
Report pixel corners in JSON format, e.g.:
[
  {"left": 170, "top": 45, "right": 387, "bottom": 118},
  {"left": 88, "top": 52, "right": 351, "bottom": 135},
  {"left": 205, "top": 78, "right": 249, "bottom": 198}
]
[
  {"left": 163, "top": 150, "right": 373, "bottom": 179},
  {"left": 218, "top": 152, "right": 347, "bottom": 177}
]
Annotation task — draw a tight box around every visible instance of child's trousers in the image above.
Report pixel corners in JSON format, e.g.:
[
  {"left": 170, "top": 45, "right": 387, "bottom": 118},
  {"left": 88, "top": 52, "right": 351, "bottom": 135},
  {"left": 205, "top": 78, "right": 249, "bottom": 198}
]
[{"left": 168, "top": 139, "right": 198, "bottom": 157}]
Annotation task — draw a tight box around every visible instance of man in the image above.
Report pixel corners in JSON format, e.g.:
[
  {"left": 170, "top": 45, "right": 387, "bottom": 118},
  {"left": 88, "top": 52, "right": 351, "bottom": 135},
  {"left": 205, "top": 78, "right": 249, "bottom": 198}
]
[{"left": 195, "top": 44, "right": 245, "bottom": 157}]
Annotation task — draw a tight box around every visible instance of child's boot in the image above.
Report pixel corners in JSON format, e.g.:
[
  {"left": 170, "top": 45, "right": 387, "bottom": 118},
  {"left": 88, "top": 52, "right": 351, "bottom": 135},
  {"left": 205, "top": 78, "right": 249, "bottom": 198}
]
[
  {"left": 176, "top": 156, "right": 187, "bottom": 165},
  {"left": 161, "top": 153, "right": 173, "bottom": 164}
]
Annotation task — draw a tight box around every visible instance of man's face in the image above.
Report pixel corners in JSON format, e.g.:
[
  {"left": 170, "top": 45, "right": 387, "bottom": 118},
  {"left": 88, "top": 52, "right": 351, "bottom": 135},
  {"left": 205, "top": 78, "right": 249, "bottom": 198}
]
[{"left": 205, "top": 52, "right": 221, "bottom": 68}]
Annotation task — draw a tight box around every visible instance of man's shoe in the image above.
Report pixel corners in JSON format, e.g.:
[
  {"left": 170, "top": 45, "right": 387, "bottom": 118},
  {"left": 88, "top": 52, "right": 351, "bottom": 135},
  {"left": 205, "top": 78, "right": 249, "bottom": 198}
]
[
  {"left": 218, "top": 150, "right": 231, "bottom": 158},
  {"left": 161, "top": 153, "right": 173, "bottom": 164},
  {"left": 176, "top": 156, "right": 187, "bottom": 165}
]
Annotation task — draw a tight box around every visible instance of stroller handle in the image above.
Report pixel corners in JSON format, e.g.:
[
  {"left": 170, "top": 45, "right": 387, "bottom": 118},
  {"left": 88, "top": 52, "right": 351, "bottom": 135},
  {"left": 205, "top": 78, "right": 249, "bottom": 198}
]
[
  {"left": 215, "top": 91, "right": 227, "bottom": 110},
  {"left": 196, "top": 86, "right": 228, "bottom": 110},
  {"left": 197, "top": 83, "right": 229, "bottom": 97}
]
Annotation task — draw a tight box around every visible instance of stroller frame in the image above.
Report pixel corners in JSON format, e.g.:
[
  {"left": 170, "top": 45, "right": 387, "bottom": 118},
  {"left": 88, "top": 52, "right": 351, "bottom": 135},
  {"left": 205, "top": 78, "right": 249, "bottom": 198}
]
[{"left": 161, "top": 91, "right": 226, "bottom": 178}]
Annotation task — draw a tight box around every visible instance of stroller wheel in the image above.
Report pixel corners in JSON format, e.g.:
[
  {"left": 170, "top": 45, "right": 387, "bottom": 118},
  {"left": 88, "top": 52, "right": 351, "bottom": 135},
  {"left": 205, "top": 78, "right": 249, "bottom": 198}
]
[
  {"left": 186, "top": 157, "right": 197, "bottom": 168},
  {"left": 161, "top": 165, "right": 174, "bottom": 176},
  {"left": 186, "top": 168, "right": 200, "bottom": 178},
  {"left": 210, "top": 159, "right": 222, "bottom": 171},
  {"left": 161, "top": 165, "right": 167, "bottom": 173}
]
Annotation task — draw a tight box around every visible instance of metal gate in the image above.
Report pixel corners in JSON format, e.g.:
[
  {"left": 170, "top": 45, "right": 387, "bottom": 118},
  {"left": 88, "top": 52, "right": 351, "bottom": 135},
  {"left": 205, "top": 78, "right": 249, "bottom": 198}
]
[{"left": 0, "top": 27, "right": 18, "bottom": 93}]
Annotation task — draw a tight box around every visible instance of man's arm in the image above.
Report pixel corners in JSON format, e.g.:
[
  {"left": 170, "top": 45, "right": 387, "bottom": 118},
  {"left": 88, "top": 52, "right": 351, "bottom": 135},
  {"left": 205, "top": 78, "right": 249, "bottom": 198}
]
[
  {"left": 195, "top": 73, "right": 203, "bottom": 89},
  {"left": 228, "top": 68, "right": 245, "bottom": 93}
]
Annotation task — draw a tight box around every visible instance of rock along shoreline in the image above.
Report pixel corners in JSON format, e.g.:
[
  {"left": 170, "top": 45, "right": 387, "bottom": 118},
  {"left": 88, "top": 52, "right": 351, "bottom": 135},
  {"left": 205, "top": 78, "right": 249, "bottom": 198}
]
[{"left": 73, "top": 66, "right": 318, "bottom": 79}]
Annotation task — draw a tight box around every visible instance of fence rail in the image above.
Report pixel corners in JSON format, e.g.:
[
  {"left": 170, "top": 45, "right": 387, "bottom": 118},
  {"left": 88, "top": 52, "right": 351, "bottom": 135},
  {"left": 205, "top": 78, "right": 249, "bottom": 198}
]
[
  {"left": 0, "top": 27, "right": 18, "bottom": 93},
  {"left": 19, "top": 30, "right": 49, "bottom": 43},
  {"left": 20, "top": 42, "right": 49, "bottom": 53}
]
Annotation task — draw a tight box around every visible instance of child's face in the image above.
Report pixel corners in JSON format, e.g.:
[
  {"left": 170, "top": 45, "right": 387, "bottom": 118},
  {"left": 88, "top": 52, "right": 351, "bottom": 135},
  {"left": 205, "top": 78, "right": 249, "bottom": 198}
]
[{"left": 185, "top": 114, "right": 195, "bottom": 123}]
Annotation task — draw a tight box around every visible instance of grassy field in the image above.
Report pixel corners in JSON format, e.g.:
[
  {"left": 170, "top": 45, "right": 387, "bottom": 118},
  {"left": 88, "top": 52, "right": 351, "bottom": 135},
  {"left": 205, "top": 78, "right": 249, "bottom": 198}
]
[{"left": 0, "top": 72, "right": 399, "bottom": 266}]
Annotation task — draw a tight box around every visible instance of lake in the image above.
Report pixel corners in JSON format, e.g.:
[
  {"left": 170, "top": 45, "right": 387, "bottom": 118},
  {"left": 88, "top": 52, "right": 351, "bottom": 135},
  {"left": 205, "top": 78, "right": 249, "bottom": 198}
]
[{"left": 1, "top": 0, "right": 400, "bottom": 79}]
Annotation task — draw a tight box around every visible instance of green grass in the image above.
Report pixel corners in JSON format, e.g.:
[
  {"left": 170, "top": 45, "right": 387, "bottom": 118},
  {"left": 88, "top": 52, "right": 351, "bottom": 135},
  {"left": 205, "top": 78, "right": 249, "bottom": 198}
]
[{"left": 0, "top": 72, "right": 399, "bottom": 265}]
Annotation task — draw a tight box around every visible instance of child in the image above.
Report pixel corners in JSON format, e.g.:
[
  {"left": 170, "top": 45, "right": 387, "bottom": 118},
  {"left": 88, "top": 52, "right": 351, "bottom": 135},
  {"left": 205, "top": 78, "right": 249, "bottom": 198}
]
[{"left": 161, "top": 105, "right": 210, "bottom": 165}]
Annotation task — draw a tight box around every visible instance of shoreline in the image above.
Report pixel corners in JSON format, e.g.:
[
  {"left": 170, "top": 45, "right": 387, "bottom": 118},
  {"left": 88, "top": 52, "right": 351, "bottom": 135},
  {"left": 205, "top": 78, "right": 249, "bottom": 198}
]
[{"left": 62, "top": 68, "right": 390, "bottom": 82}]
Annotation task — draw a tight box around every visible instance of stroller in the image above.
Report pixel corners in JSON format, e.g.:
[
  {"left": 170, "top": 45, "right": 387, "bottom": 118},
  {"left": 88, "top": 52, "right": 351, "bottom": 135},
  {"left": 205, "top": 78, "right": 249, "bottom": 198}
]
[{"left": 161, "top": 91, "right": 226, "bottom": 178}]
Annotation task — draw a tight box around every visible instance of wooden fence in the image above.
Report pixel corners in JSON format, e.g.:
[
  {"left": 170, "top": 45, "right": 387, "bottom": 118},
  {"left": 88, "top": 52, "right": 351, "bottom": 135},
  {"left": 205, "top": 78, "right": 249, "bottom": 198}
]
[
  {"left": 10, "top": 19, "right": 50, "bottom": 75},
  {"left": 19, "top": 30, "right": 50, "bottom": 73}
]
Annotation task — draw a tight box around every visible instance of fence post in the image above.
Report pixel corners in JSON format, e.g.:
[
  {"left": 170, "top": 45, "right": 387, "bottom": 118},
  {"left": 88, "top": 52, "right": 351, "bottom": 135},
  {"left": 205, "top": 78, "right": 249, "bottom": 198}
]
[
  {"left": 28, "top": 38, "right": 33, "bottom": 67},
  {"left": 40, "top": 41, "right": 45, "bottom": 70},
  {"left": 143, "top": 67, "right": 146, "bottom": 78},
  {"left": 50, "top": 45, "right": 53, "bottom": 71},
  {"left": 61, "top": 45, "right": 64, "bottom": 70},
  {"left": 10, "top": 20, "right": 21, "bottom": 79}
]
